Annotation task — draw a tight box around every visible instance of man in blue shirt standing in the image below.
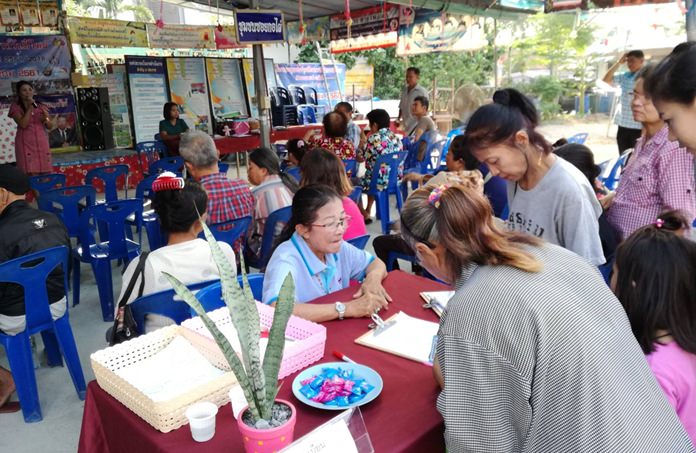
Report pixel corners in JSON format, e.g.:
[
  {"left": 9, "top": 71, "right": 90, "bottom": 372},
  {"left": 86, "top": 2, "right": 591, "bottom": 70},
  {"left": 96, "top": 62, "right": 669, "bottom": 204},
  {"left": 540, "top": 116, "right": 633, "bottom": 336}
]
[{"left": 603, "top": 50, "right": 645, "bottom": 154}]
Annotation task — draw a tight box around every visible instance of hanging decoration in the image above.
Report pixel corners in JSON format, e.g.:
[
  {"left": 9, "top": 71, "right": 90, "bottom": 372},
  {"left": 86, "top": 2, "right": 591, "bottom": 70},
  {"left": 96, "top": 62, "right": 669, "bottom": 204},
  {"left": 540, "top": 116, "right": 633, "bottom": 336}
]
[
  {"left": 216, "top": 0, "right": 222, "bottom": 32},
  {"left": 155, "top": 0, "right": 165, "bottom": 28},
  {"left": 299, "top": 0, "right": 306, "bottom": 44},
  {"left": 344, "top": 0, "right": 352, "bottom": 38}
]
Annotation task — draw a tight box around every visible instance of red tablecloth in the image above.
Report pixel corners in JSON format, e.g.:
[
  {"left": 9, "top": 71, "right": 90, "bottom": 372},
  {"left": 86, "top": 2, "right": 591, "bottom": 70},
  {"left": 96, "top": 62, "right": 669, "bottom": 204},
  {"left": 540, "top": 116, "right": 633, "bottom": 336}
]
[
  {"left": 215, "top": 125, "right": 323, "bottom": 155},
  {"left": 78, "top": 271, "right": 449, "bottom": 453},
  {"left": 51, "top": 150, "right": 144, "bottom": 192}
]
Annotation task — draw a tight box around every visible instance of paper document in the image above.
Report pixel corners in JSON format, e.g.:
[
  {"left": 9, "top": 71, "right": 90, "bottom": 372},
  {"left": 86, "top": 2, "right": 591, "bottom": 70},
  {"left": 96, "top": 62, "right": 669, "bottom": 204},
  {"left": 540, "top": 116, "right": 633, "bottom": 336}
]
[
  {"left": 419, "top": 291, "right": 455, "bottom": 317},
  {"left": 355, "top": 311, "right": 439, "bottom": 363}
]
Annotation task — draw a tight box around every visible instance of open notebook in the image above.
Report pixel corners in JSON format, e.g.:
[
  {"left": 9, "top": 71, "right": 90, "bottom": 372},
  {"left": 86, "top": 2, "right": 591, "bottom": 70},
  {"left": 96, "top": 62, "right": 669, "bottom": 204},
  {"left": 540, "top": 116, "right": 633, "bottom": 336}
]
[
  {"left": 355, "top": 311, "right": 439, "bottom": 364},
  {"left": 419, "top": 291, "right": 455, "bottom": 317}
]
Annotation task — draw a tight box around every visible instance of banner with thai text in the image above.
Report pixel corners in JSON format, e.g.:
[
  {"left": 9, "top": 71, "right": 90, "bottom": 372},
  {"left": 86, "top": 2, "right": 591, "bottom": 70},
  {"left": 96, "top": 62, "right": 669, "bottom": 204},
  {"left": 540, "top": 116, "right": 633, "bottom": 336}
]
[
  {"left": 235, "top": 10, "right": 284, "bottom": 44},
  {"left": 67, "top": 17, "right": 149, "bottom": 48},
  {"left": 166, "top": 57, "right": 213, "bottom": 134},
  {"left": 330, "top": 4, "right": 399, "bottom": 41},
  {"left": 126, "top": 56, "right": 169, "bottom": 144},
  {"left": 275, "top": 63, "right": 346, "bottom": 111},
  {"left": 0, "top": 35, "right": 72, "bottom": 96},
  {"left": 214, "top": 25, "right": 245, "bottom": 49},
  {"left": 147, "top": 24, "right": 216, "bottom": 50},
  {"left": 396, "top": 11, "right": 487, "bottom": 56}
]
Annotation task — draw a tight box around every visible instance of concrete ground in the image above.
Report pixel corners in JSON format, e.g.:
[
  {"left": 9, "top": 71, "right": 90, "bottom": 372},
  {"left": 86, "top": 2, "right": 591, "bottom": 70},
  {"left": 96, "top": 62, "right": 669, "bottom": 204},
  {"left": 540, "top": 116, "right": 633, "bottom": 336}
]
[{"left": 0, "top": 115, "right": 619, "bottom": 452}]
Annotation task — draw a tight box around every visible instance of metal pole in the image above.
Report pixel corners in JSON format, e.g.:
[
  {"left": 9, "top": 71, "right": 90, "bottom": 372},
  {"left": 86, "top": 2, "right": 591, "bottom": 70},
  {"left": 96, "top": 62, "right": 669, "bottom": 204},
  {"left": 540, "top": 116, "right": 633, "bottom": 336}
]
[
  {"left": 251, "top": 0, "right": 271, "bottom": 149},
  {"left": 493, "top": 19, "right": 499, "bottom": 89}
]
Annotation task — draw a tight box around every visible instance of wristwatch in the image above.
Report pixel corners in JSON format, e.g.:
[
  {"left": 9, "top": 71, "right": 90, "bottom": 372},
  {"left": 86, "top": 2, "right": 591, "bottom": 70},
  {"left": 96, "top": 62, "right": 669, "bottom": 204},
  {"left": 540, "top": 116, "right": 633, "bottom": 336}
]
[{"left": 335, "top": 302, "right": 346, "bottom": 320}]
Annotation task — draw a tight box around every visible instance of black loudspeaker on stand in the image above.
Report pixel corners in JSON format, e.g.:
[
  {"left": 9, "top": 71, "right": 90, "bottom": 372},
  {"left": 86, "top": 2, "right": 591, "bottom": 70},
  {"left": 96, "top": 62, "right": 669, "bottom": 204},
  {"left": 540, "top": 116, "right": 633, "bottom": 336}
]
[{"left": 76, "top": 87, "right": 114, "bottom": 150}]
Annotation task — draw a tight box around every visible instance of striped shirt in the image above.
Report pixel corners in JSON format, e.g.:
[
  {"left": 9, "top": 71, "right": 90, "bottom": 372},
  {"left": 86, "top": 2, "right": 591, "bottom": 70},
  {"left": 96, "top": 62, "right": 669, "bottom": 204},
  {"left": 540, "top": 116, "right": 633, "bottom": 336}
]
[
  {"left": 613, "top": 72, "right": 642, "bottom": 130},
  {"left": 437, "top": 243, "right": 694, "bottom": 452},
  {"left": 607, "top": 125, "right": 696, "bottom": 240},
  {"left": 248, "top": 175, "right": 293, "bottom": 255}
]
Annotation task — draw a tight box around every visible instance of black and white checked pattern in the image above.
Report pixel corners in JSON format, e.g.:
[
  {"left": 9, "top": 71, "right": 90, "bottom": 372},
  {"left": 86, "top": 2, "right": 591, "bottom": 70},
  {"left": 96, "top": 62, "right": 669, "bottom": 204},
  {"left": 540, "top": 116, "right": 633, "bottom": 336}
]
[{"left": 436, "top": 243, "right": 694, "bottom": 452}]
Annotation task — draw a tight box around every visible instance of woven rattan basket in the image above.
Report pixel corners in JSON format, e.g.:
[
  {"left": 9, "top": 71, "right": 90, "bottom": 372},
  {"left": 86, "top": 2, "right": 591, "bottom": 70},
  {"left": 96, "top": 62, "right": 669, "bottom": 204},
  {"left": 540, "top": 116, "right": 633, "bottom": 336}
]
[
  {"left": 91, "top": 325, "right": 238, "bottom": 433},
  {"left": 182, "top": 302, "right": 326, "bottom": 379}
]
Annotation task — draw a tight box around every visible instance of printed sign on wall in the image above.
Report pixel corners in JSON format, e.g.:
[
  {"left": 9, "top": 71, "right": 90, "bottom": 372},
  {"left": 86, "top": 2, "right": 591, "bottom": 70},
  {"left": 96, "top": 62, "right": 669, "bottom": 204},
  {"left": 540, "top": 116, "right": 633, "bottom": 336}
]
[
  {"left": 68, "top": 17, "right": 149, "bottom": 48},
  {"left": 234, "top": 10, "right": 284, "bottom": 44},
  {"left": 166, "top": 57, "right": 213, "bottom": 134},
  {"left": 126, "top": 56, "right": 169, "bottom": 144}
]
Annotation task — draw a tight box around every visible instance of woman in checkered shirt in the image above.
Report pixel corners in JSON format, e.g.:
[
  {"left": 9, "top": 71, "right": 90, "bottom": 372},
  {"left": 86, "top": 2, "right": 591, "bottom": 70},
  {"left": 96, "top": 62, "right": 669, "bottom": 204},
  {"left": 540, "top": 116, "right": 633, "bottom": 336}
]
[
  {"left": 605, "top": 64, "right": 696, "bottom": 240},
  {"left": 399, "top": 183, "right": 693, "bottom": 452}
]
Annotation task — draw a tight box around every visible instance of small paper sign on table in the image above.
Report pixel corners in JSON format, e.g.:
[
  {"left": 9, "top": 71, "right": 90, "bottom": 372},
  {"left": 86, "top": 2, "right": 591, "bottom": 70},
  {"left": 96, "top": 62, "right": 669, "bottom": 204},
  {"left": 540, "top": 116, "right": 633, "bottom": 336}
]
[{"left": 281, "top": 407, "right": 373, "bottom": 453}]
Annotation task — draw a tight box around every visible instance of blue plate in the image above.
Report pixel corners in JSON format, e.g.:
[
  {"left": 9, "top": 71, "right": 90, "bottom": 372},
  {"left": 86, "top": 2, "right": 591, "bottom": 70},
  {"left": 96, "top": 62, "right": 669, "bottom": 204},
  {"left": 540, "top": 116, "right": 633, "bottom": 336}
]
[{"left": 292, "top": 362, "right": 383, "bottom": 410}]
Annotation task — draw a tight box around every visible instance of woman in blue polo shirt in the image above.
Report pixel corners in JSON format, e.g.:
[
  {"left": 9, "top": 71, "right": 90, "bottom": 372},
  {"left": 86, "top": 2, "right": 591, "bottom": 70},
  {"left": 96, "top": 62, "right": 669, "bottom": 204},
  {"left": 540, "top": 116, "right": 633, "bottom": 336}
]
[{"left": 263, "top": 184, "right": 390, "bottom": 322}]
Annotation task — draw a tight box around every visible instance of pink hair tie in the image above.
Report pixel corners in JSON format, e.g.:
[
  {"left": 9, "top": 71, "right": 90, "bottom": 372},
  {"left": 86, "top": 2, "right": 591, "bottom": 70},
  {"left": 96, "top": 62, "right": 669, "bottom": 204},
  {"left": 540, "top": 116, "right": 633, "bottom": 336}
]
[
  {"left": 297, "top": 139, "right": 305, "bottom": 148},
  {"left": 655, "top": 218, "right": 664, "bottom": 228},
  {"left": 428, "top": 184, "right": 450, "bottom": 208},
  {"left": 152, "top": 171, "right": 184, "bottom": 192}
]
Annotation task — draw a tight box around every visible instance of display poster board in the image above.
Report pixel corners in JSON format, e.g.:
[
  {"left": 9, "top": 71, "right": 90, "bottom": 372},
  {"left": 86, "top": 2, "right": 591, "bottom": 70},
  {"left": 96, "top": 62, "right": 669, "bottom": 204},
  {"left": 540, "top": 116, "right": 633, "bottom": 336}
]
[
  {"left": 205, "top": 58, "right": 249, "bottom": 119},
  {"left": 166, "top": 57, "right": 213, "bottom": 134},
  {"left": 242, "top": 58, "right": 276, "bottom": 118},
  {"left": 68, "top": 17, "right": 149, "bottom": 48},
  {"left": 147, "top": 24, "right": 216, "bottom": 50},
  {"left": 72, "top": 66, "right": 133, "bottom": 148},
  {"left": 275, "top": 63, "right": 346, "bottom": 110},
  {"left": 0, "top": 35, "right": 76, "bottom": 161},
  {"left": 396, "top": 11, "right": 487, "bottom": 56},
  {"left": 126, "top": 56, "right": 169, "bottom": 144}
]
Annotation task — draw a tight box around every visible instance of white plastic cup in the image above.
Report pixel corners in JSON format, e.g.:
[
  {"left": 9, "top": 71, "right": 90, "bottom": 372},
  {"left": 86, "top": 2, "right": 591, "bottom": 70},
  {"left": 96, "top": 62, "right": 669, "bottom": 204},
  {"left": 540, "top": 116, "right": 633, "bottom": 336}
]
[{"left": 185, "top": 401, "right": 218, "bottom": 442}]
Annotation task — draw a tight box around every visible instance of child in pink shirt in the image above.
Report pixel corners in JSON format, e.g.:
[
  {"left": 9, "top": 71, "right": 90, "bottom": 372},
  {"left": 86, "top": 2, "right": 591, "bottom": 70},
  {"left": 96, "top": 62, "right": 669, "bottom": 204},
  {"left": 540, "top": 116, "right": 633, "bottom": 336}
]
[{"left": 612, "top": 211, "right": 696, "bottom": 444}]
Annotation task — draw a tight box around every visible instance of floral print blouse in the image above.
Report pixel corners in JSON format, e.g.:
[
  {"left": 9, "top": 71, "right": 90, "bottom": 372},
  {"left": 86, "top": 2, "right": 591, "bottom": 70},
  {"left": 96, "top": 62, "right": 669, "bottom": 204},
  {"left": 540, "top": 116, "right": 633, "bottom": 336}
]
[
  {"left": 307, "top": 136, "right": 355, "bottom": 160},
  {"left": 359, "top": 128, "right": 403, "bottom": 191}
]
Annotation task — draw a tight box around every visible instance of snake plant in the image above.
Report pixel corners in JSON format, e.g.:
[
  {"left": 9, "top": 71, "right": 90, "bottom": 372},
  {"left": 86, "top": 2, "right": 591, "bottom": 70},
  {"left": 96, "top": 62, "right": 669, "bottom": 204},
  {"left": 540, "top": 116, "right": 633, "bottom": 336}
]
[{"left": 163, "top": 220, "right": 295, "bottom": 424}]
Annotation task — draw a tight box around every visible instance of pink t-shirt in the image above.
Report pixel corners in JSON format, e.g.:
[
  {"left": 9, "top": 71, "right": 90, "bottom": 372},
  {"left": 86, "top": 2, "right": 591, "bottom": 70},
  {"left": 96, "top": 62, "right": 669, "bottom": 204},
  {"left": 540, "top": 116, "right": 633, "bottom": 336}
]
[
  {"left": 342, "top": 197, "right": 367, "bottom": 241},
  {"left": 646, "top": 341, "right": 696, "bottom": 444}
]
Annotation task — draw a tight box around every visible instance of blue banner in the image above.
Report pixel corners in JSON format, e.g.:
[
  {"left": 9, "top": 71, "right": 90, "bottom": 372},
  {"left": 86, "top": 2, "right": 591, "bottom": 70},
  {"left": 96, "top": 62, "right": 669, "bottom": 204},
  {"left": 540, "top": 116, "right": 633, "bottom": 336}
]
[
  {"left": 235, "top": 10, "right": 284, "bottom": 43},
  {"left": 0, "top": 35, "right": 72, "bottom": 97},
  {"left": 275, "top": 63, "right": 346, "bottom": 111}
]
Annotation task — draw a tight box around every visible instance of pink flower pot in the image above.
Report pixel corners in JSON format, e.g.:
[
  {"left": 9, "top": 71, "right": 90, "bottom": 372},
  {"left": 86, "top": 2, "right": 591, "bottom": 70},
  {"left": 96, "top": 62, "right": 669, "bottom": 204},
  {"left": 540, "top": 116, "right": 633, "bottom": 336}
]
[{"left": 237, "top": 400, "right": 297, "bottom": 453}]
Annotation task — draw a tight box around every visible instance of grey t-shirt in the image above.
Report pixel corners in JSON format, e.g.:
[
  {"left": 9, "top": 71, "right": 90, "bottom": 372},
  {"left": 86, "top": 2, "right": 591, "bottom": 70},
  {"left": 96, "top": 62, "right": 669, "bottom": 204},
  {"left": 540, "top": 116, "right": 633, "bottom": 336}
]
[
  {"left": 399, "top": 84, "right": 429, "bottom": 133},
  {"left": 505, "top": 156, "right": 605, "bottom": 265},
  {"left": 409, "top": 115, "right": 437, "bottom": 137}
]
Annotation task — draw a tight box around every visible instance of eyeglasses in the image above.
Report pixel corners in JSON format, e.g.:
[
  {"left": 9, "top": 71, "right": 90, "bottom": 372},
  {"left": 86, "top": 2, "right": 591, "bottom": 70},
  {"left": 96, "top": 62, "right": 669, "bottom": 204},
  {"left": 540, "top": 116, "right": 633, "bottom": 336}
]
[{"left": 310, "top": 215, "right": 351, "bottom": 232}]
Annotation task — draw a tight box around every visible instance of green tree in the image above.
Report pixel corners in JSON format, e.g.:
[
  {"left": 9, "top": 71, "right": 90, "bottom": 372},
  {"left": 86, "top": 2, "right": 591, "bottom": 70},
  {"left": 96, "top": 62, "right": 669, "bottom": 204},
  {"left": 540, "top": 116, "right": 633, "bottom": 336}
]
[{"left": 69, "top": 0, "right": 154, "bottom": 22}]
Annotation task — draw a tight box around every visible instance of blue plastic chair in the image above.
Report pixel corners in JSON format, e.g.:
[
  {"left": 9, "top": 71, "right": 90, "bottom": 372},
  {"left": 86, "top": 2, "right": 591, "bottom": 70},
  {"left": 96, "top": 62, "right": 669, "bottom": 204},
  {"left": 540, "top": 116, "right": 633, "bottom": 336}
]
[
  {"left": 599, "top": 150, "right": 632, "bottom": 191},
  {"left": 129, "top": 280, "right": 220, "bottom": 335},
  {"left": 284, "top": 166, "right": 301, "bottom": 182},
  {"left": 367, "top": 151, "right": 407, "bottom": 235},
  {"left": 29, "top": 174, "right": 66, "bottom": 195},
  {"left": 343, "top": 159, "right": 357, "bottom": 178},
  {"left": 126, "top": 175, "right": 162, "bottom": 251},
  {"left": 85, "top": 164, "right": 129, "bottom": 202},
  {"left": 567, "top": 132, "right": 589, "bottom": 144},
  {"left": 73, "top": 199, "right": 142, "bottom": 321},
  {"left": 0, "top": 246, "right": 86, "bottom": 423},
  {"left": 401, "top": 136, "right": 443, "bottom": 200},
  {"left": 218, "top": 162, "right": 230, "bottom": 174},
  {"left": 247, "top": 206, "right": 293, "bottom": 271},
  {"left": 348, "top": 186, "right": 362, "bottom": 204},
  {"left": 387, "top": 251, "right": 417, "bottom": 272},
  {"left": 136, "top": 141, "right": 168, "bottom": 175},
  {"left": 347, "top": 234, "right": 370, "bottom": 250},
  {"left": 203, "top": 216, "right": 252, "bottom": 251},
  {"left": 148, "top": 156, "right": 184, "bottom": 175},
  {"left": 194, "top": 274, "right": 265, "bottom": 313},
  {"left": 38, "top": 185, "right": 96, "bottom": 239},
  {"left": 440, "top": 126, "right": 466, "bottom": 164}
]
